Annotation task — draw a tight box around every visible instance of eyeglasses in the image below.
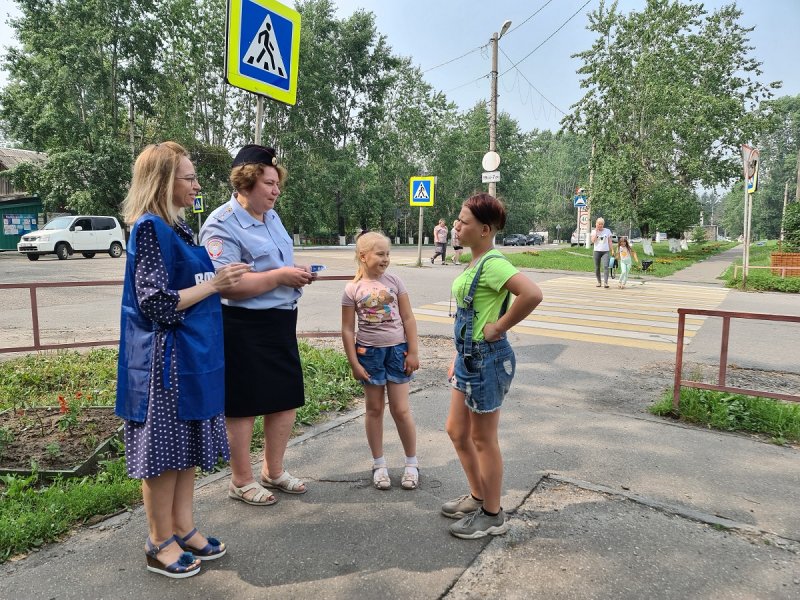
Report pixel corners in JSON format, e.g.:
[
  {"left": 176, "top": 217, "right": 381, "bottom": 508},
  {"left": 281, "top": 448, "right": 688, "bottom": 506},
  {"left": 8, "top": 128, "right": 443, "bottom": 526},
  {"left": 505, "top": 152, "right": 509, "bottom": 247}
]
[{"left": 176, "top": 175, "right": 199, "bottom": 182}]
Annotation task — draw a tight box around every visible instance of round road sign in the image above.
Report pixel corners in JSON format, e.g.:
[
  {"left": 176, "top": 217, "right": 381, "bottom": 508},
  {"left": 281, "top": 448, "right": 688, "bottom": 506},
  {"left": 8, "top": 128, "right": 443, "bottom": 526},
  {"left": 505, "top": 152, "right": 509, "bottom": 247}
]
[{"left": 482, "top": 151, "right": 501, "bottom": 172}]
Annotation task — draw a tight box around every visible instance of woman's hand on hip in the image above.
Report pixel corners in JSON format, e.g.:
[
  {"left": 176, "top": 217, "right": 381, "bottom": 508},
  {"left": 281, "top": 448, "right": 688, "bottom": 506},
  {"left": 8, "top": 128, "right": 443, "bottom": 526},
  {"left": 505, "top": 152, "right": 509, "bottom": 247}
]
[
  {"left": 212, "top": 262, "right": 252, "bottom": 292},
  {"left": 482, "top": 321, "right": 504, "bottom": 343}
]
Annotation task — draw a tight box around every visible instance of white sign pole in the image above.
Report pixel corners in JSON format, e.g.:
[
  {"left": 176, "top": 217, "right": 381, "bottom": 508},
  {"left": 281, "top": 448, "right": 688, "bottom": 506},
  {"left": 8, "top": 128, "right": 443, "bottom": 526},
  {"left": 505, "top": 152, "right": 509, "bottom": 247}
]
[{"left": 255, "top": 96, "right": 264, "bottom": 145}]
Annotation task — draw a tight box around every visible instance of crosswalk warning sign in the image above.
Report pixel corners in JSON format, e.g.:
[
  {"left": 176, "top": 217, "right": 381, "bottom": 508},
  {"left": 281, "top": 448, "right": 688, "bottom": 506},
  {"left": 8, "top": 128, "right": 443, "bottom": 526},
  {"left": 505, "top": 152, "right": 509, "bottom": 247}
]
[
  {"left": 243, "top": 14, "right": 287, "bottom": 78},
  {"left": 225, "top": 0, "right": 301, "bottom": 105},
  {"left": 409, "top": 176, "right": 434, "bottom": 207}
]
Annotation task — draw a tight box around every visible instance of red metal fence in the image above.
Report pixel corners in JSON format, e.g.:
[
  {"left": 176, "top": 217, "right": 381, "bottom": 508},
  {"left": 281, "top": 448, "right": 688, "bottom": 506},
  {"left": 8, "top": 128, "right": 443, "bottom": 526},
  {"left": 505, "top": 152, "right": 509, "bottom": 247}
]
[
  {"left": 673, "top": 308, "right": 800, "bottom": 409},
  {"left": 0, "top": 275, "right": 353, "bottom": 354}
]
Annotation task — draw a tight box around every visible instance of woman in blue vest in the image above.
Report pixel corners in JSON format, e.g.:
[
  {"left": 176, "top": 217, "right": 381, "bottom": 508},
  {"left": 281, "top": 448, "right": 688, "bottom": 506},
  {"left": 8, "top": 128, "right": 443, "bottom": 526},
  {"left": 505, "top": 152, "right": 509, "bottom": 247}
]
[
  {"left": 117, "top": 142, "right": 252, "bottom": 578},
  {"left": 200, "top": 145, "right": 315, "bottom": 505}
]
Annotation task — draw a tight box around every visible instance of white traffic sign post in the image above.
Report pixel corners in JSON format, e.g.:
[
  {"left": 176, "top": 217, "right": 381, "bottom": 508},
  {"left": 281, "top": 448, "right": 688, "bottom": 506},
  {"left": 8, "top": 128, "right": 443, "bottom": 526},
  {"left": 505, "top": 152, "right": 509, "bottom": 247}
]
[
  {"left": 482, "top": 151, "right": 501, "bottom": 194},
  {"left": 741, "top": 144, "right": 760, "bottom": 288},
  {"left": 225, "top": 0, "right": 301, "bottom": 143},
  {"left": 410, "top": 176, "right": 435, "bottom": 267}
]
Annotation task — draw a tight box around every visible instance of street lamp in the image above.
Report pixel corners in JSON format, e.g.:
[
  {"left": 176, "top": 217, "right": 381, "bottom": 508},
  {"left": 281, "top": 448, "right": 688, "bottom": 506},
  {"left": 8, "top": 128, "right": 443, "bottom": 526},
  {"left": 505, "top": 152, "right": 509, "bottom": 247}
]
[{"left": 489, "top": 19, "right": 512, "bottom": 197}]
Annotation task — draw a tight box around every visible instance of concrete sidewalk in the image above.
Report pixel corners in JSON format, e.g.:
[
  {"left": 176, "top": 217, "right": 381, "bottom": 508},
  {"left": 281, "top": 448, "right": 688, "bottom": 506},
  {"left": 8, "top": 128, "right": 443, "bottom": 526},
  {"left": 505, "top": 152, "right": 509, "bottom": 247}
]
[{"left": 2, "top": 340, "right": 798, "bottom": 599}]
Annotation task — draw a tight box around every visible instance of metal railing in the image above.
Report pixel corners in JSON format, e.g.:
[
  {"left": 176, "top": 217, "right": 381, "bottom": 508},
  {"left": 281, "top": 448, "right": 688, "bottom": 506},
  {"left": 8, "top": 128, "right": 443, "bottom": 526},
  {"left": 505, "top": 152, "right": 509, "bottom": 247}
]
[
  {"left": 0, "top": 280, "right": 124, "bottom": 353},
  {"left": 0, "top": 275, "right": 353, "bottom": 354},
  {"left": 732, "top": 264, "right": 800, "bottom": 279},
  {"left": 673, "top": 308, "right": 800, "bottom": 409}
]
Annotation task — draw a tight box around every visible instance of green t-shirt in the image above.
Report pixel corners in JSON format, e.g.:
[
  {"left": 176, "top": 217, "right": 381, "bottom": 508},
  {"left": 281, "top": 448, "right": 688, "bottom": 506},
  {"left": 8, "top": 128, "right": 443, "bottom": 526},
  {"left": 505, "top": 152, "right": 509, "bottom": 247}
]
[{"left": 451, "top": 249, "right": 518, "bottom": 342}]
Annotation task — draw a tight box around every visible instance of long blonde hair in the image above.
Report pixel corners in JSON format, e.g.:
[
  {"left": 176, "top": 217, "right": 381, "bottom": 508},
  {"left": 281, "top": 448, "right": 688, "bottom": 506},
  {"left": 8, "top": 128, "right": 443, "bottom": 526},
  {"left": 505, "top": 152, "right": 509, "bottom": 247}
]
[
  {"left": 353, "top": 231, "right": 390, "bottom": 282},
  {"left": 121, "top": 142, "right": 188, "bottom": 226}
]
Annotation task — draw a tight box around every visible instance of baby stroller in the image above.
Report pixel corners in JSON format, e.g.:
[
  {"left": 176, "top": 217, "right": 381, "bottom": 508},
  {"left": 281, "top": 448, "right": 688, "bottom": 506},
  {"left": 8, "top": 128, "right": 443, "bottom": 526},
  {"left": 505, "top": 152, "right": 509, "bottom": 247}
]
[{"left": 639, "top": 259, "right": 654, "bottom": 283}]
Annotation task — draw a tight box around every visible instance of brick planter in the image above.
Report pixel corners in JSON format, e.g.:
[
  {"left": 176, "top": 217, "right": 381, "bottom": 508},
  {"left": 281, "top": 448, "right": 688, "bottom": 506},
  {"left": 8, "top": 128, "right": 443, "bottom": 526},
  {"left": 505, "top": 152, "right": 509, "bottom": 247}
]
[{"left": 770, "top": 252, "right": 800, "bottom": 277}]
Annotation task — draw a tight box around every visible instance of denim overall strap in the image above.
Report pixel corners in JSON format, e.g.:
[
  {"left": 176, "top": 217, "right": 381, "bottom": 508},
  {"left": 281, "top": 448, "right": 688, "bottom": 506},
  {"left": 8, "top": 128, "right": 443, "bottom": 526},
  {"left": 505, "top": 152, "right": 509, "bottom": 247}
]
[{"left": 461, "top": 254, "right": 509, "bottom": 359}]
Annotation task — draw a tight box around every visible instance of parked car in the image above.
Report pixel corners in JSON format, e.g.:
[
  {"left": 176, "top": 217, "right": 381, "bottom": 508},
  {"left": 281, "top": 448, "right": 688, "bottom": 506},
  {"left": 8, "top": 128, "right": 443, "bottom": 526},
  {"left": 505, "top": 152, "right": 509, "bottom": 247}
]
[
  {"left": 570, "top": 230, "right": 587, "bottom": 246},
  {"left": 17, "top": 215, "right": 126, "bottom": 261},
  {"left": 502, "top": 233, "right": 528, "bottom": 246},
  {"left": 526, "top": 233, "right": 544, "bottom": 245}
]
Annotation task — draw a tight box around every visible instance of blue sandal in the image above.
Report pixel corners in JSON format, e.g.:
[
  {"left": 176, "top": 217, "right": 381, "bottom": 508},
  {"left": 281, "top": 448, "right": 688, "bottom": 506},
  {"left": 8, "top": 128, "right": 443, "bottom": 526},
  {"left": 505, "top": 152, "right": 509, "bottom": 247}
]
[
  {"left": 145, "top": 536, "right": 201, "bottom": 578},
  {"left": 176, "top": 528, "right": 227, "bottom": 561}
]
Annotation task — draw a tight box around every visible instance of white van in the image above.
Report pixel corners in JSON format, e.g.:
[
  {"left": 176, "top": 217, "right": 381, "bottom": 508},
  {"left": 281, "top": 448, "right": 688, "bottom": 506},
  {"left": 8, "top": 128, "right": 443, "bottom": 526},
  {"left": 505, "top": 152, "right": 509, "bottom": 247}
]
[{"left": 17, "top": 215, "right": 126, "bottom": 261}]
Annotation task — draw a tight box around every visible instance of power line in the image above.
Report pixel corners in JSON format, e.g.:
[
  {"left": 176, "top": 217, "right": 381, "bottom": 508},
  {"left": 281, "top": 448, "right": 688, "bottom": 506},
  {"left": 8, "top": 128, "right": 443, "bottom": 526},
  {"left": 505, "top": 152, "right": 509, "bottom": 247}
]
[
  {"left": 500, "top": 0, "right": 593, "bottom": 77},
  {"left": 499, "top": 47, "right": 565, "bottom": 115},
  {"left": 422, "top": 0, "right": 556, "bottom": 76},
  {"left": 504, "top": 0, "right": 557, "bottom": 37},
  {"left": 422, "top": 45, "right": 485, "bottom": 74}
]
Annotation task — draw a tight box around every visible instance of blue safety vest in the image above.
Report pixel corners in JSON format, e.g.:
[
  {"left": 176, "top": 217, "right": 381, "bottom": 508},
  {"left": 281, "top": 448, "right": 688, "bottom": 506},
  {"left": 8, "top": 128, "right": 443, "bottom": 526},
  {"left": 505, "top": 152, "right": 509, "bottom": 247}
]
[{"left": 116, "top": 214, "right": 225, "bottom": 422}]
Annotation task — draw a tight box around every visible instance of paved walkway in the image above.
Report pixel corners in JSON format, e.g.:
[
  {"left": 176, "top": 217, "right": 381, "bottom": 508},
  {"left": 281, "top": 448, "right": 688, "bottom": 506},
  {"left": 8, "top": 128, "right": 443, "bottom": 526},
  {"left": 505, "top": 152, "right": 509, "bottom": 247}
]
[{"left": 2, "top": 244, "right": 799, "bottom": 599}]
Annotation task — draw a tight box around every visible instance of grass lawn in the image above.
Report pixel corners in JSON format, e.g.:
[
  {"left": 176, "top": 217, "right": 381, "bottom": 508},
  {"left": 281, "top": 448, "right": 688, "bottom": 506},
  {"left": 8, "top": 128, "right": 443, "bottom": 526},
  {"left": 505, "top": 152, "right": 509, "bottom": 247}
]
[
  {"left": 459, "top": 240, "right": 737, "bottom": 278},
  {"left": 650, "top": 388, "right": 800, "bottom": 445},
  {"left": 0, "top": 344, "right": 362, "bottom": 562},
  {"left": 721, "top": 240, "right": 800, "bottom": 293}
]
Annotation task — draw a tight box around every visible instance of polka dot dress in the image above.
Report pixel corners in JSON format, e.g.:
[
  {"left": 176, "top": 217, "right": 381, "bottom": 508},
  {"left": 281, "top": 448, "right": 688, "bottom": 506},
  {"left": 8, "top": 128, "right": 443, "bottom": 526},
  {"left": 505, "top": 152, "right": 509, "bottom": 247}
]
[{"left": 124, "top": 219, "right": 230, "bottom": 479}]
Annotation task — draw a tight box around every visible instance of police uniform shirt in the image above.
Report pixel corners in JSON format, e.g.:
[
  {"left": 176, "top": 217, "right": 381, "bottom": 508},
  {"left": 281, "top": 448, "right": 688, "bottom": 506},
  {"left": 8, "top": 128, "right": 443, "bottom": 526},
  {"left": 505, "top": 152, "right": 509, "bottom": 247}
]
[{"left": 200, "top": 195, "right": 301, "bottom": 310}]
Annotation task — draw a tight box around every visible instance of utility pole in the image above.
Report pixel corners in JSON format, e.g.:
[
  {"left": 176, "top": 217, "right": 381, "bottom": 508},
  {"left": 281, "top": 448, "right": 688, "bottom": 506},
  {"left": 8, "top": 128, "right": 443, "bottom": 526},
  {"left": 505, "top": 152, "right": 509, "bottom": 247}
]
[
  {"left": 488, "top": 20, "right": 511, "bottom": 198},
  {"left": 796, "top": 149, "right": 800, "bottom": 202},
  {"left": 780, "top": 180, "right": 789, "bottom": 247}
]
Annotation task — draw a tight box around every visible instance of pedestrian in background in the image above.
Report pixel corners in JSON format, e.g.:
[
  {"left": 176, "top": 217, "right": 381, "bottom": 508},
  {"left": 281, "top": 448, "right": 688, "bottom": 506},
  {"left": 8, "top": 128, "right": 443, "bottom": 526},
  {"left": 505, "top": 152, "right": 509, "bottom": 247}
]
[
  {"left": 201, "top": 145, "right": 315, "bottom": 506},
  {"left": 590, "top": 217, "right": 614, "bottom": 288},
  {"left": 117, "top": 142, "right": 251, "bottom": 578},
  {"left": 430, "top": 218, "right": 448, "bottom": 264},
  {"left": 342, "top": 232, "right": 421, "bottom": 491},
  {"left": 444, "top": 193, "right": 543, "bottom": 539},
  {"left": 451, "top": 219, "right": 463, "bottom": 265},
  {"left": 615, "top": 236, "right": 639, "bottom": 288}
]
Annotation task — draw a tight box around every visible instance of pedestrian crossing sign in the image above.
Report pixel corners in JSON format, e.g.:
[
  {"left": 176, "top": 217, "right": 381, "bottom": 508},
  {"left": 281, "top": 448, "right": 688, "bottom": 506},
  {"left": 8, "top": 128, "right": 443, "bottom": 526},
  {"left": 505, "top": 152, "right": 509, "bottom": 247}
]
[
  {"left": 192, "top": 194, "right": 204, "bottom": 214},
  {"left": 409, "top": 176, "right": 435, "bottom": 207},
  {"left": 225, "top": 0, "right": 301, "bottom": 105}
]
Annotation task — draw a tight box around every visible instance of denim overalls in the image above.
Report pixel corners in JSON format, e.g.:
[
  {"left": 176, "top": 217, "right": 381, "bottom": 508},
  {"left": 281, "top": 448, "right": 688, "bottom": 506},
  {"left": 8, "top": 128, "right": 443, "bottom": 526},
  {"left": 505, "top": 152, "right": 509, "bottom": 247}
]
[{"left": 452, "top": 255, "right": 516, "bottom": 413}]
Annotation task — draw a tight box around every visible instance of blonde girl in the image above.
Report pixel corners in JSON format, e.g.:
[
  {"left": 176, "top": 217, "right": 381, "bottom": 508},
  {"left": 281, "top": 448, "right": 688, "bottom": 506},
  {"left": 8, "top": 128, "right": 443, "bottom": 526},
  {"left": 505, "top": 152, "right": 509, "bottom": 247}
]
[
  {"left": 615, "top": 236, "right": 639, "bottom": 288},
  {"left": 341, "top": 233, "right": 421, "bottom": 490}
]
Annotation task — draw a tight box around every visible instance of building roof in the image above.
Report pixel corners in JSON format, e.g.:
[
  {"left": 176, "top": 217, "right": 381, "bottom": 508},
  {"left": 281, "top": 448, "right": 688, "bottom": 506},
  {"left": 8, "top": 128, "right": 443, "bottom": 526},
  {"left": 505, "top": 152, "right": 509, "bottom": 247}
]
[{"left": 0, "top": 148, "right": 48, "bottom": 170}]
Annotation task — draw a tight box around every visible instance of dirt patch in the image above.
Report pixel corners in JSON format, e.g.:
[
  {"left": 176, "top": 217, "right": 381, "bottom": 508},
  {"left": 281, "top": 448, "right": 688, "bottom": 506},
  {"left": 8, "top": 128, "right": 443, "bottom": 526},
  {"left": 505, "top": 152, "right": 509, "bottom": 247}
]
[{"left": 0, "top": 407, "right": 121, "bottom": 472}]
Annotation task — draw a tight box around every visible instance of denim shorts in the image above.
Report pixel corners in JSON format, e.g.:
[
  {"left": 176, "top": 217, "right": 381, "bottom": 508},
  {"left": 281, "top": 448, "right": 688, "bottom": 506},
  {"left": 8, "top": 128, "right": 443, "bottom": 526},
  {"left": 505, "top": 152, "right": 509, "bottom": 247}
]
[
  {"left": 452, "top": 338, "right": 515, "bottom": 413},
  {"left": 356, "top": 342, "right": 412, "bottom": 386}
]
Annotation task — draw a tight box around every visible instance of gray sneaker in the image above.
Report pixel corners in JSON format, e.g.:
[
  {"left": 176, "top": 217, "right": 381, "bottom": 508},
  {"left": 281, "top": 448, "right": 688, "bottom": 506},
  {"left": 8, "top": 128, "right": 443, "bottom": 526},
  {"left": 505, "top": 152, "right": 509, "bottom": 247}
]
[
  {"left": 441, "top": 494, "right": 483, "bottom": 519},
  {"left": 449, "top": 509, "right": 509, "bottom": 539}
]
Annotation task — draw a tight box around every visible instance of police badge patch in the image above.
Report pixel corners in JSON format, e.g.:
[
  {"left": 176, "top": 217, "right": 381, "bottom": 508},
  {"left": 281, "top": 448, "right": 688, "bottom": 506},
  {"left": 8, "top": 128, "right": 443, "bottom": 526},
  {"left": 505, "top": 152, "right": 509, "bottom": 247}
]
[{"left": 205, "top": 237, "right": 224, "bottom": 259}]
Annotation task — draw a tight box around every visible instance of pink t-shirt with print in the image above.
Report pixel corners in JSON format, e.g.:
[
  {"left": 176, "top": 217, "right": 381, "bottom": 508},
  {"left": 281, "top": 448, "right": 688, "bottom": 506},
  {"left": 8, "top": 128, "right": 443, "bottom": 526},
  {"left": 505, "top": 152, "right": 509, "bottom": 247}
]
[{"left": 342, "top": 273, "right": 408, "bottom": 347}]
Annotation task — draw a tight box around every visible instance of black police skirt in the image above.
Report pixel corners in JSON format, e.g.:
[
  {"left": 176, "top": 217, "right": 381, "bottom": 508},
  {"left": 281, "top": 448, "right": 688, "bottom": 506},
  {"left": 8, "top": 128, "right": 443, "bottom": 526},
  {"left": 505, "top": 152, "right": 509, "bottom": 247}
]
[{"left": 222, "top": 305, "right": 305, "bottom": 417}]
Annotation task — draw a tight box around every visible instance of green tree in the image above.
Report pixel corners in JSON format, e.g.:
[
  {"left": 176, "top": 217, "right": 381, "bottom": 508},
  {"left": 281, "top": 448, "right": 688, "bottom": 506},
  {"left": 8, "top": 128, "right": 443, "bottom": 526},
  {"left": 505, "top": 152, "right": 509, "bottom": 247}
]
[{"left": 564, "top": 0, "right": 778, "bottom": 237}]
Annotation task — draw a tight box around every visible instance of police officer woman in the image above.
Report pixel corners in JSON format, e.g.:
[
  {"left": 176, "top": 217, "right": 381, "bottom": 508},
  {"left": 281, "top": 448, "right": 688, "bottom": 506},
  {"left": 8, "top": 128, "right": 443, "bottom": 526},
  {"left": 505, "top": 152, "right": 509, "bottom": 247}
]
[
  {"left": 201, "top": 145, "right": 314, "bottom": 505},
  {"left": 117, "top": 142, "right": 251, "bottom": 578}
]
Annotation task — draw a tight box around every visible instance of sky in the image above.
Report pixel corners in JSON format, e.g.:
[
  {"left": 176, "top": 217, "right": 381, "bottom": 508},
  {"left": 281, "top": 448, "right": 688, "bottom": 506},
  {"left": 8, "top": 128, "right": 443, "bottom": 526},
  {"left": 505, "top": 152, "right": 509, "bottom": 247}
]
[{"left": 0, "top": 0, "right": 798, "bottom": 134}]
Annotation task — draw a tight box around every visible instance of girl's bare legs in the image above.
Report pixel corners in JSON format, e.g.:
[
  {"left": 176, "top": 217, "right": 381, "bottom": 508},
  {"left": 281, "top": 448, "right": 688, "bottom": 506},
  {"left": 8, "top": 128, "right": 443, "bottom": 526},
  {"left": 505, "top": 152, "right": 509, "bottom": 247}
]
[
  {"left": 363, "top": 384, "right": 387, "bottom": 459},
  {"left": 387, "top": 382, "right": 416, "bottom": 457},
  {"left": 469, "top": 410, "right": 503, "bottom": 513},
  {"left": 445, "top": 388, "right": 483, "bottom": 499},
  {"left": 261, "top": 409, "right": 304, "bottom": 491}
]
